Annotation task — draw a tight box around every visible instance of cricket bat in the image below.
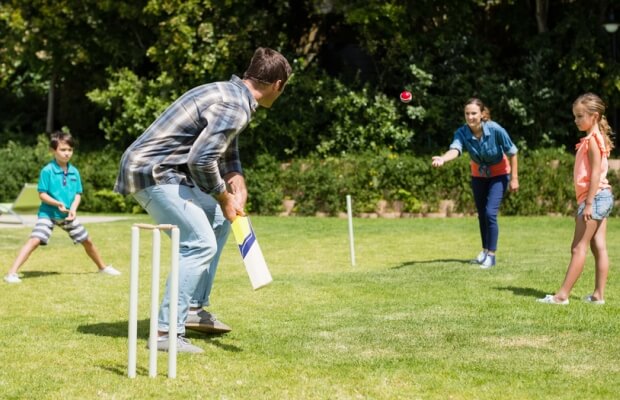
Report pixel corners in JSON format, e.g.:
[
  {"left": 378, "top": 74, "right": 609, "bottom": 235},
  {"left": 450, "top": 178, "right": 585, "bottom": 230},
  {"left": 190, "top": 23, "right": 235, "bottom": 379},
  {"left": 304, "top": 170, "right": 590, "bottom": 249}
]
[{"left": 231, "top": 216, "right": 273, "bottom": 290}]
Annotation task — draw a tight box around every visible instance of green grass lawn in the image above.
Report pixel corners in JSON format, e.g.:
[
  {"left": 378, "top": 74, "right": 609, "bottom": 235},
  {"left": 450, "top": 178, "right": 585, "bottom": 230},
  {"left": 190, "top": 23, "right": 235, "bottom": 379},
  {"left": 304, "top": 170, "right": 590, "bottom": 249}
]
[{"left": 0, "top": 215, "right": 618, "bottom": 399}]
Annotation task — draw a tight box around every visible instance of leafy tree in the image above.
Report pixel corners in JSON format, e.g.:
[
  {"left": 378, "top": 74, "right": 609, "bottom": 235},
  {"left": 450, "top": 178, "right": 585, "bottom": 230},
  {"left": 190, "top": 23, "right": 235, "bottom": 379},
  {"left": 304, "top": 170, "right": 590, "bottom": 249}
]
[
  {"left": 87, "top": 68, "right": 178, "bottom": 147},
  {"left": 90, "top": 0, "right": 302, "bottom": 146},
  {"left": 299, "top": 0, "right": 619, "bottom": 154},
  {"left": 2, "top": 0, "right": 620, "bottom": 157},
  {"left": 0, "top": 0, "right": 151, "bottom": 144}
]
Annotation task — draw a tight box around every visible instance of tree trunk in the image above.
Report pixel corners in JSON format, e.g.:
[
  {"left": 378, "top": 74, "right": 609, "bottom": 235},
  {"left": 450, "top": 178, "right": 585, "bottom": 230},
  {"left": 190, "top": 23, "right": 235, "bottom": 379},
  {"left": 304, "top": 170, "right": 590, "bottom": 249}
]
[
  {"left": 46, "top": 73, "right": 56, "bottom": 133},
  {"left": 536, "top": 0, "right": 549, "bottom": 33}
]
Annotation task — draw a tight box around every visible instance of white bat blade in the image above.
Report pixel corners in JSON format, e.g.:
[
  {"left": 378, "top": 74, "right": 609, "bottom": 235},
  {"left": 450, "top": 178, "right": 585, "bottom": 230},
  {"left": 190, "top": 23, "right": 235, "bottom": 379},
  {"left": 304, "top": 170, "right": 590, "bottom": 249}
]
[{"left": 231, "top": 216, "right": 273, "bottom": 290}]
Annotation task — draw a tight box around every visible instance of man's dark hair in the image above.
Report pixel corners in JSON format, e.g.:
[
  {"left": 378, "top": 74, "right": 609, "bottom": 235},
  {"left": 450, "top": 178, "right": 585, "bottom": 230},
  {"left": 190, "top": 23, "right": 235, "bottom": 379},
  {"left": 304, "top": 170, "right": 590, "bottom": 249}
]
[{"left": 243, "top": 47, "right": 292, "bottom": 86}]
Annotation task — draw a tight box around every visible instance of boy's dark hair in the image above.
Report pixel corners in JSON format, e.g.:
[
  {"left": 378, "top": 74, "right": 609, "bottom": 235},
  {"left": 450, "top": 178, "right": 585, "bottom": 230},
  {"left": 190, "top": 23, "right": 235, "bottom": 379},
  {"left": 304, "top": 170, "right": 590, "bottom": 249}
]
[
  {"left": 243, "top": 47, "right": 292, "bottom": 86},
  {"left": 50, "top": 131, "right": 75, "bottom": 150}
]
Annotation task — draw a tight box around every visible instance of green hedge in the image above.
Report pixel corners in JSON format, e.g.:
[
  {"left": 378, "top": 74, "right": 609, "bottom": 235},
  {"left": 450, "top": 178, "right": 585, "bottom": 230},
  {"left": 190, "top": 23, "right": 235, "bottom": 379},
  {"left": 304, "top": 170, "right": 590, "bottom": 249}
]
[
  {"left": 0, "top": 140, "right": 617, "bottom": 217},
  {"left": 245, "top": 149, "right": 620, "bottom": 217},
  {"left": 0, "top": 138, "right": 49, "bottom": 202}
]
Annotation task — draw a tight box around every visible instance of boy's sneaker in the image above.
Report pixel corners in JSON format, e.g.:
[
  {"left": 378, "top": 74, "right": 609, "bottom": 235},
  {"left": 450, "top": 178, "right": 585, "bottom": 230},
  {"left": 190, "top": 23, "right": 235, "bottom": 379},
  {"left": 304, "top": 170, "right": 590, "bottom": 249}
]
[
  {"left": 472, "top": 250, "right": 487, "bottom": 264},
  {"left": 3, "top": 273, "right": 21, "bottom": 283},
  {"left": 149, "top": 335, "right": 204, "bottom": 353},
  {"left": 186, "top": 310, "right": 232, "bottom": 333},
  {"left": 480, "top": 254, "right": 496, "bottom": 269},
  {"left": 99, "top": 266, "right": 121, "bottom": 276}
]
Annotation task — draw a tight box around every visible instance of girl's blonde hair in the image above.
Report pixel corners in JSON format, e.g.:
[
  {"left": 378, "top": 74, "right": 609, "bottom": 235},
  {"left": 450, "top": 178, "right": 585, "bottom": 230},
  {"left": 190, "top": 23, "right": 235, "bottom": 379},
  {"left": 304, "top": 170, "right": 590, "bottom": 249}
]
[
  {"left": 573, "top": 93, "right": 615, "bottom": 151},
  {"left": 464, "top": 98, "right": 491, "bottom": 122}
]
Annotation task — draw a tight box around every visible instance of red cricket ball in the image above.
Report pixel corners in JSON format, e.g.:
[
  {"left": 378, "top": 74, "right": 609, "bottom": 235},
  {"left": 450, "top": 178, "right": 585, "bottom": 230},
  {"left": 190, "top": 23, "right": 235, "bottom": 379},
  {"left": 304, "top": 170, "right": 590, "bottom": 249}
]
[{"left": 400, "top": 90, "right": 412, "bottom": 103}]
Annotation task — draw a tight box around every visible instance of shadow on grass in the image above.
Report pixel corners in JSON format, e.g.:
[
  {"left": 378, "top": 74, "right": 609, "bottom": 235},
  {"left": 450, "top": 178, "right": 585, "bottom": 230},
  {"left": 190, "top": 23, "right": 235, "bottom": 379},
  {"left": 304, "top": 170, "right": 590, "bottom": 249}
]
[
  {"left": 98, "top": 363, "right": 131, "bottom": 377},
  {"left": 98, "top": 361, "right": 181, "bottom": 378},
  {"left": 78, "top": 319, "right": 141, "bottom": 338},
  {"left": 21, "top": 271, "right": 61, "bottom": 279},
  {"left": 21, "top": 270, "right": 92, "bottom": 279},
  {"left": 391, "top": 259, "right": 472, "bottom": 269},
  {"left": 78, "top": 320, "right": 243, "bottom": 351},
  {"left": 494, "top": 286, "right": 548, "bottom": 299}
]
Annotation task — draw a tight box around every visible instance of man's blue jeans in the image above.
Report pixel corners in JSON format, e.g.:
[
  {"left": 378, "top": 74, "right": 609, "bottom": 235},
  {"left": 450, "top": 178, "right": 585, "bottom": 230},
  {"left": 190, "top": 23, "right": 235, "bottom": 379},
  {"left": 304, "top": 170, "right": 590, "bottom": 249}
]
[
  {"left": 470, "top": 175, "right": 509, "bottom": 252},
  {"left": 133, "top": 184, "right": 230, "bottom": 335}
]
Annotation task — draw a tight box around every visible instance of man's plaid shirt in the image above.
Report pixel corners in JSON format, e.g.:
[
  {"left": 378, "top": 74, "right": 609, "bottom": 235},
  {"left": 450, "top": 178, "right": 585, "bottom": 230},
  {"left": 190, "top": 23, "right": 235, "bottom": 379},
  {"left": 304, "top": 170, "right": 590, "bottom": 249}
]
[{"left": 114, "top": 75, "right": 257, "bottom": 196}]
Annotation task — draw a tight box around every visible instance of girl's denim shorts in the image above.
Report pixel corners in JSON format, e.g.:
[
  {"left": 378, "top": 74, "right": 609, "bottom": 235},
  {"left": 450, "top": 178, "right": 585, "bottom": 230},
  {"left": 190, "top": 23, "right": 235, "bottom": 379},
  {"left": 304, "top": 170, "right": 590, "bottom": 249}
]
[{"left": 577, "top": 188, "right": 614, "bottom": 220}]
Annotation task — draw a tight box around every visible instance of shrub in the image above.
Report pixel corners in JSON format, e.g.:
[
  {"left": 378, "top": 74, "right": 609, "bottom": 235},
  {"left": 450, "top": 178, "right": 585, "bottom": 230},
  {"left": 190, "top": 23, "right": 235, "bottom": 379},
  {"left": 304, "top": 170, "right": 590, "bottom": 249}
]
[
  {"left": 0, "top": 135, "right": 52, "bottom": 202},
  {"left": 1, "top": 139, "right": 611, "bottom": 217},
  {"left": 501, "top": 148, "right": 575, "bottom": 216},
  {"left": 72, "top": 147, "right": 142, "bottom": 213},
  {"left": 281, "top": 157, "right": 348, "bottom": 216},
  {"left": 243, "top": 153, "right": 285, "bottom": 215},
  {"left": 244, "top": 150, "right": 583, "bottom": 217}
]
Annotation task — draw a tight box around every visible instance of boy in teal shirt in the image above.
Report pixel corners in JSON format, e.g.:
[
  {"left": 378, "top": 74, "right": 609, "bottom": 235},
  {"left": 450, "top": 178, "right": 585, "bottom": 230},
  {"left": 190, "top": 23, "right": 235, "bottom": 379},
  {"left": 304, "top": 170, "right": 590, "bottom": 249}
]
[{"left": 4, "top": 131, "right": 120, "bottom": 283}]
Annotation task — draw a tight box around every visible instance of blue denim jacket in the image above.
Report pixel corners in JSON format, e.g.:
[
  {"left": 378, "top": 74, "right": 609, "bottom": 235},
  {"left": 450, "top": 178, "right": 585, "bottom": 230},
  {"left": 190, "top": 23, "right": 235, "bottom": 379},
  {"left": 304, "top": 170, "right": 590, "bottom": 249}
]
[{"left": 449, "top": 121, "right": 518, "bottom": 167}]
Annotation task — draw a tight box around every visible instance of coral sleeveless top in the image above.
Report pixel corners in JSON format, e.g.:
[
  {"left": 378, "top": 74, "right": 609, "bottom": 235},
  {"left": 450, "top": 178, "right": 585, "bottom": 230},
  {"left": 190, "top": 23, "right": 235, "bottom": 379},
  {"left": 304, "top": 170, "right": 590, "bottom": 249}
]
[{"left": 574, "top": 132, "right": 611, "bottom": 203}]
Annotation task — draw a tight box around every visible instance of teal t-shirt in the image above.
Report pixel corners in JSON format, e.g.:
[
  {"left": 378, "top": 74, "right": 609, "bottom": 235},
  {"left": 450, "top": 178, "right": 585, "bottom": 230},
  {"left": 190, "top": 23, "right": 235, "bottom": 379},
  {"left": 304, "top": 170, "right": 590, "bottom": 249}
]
[{"left": 37, "top": 160, "right": 83, "bottom": 219}]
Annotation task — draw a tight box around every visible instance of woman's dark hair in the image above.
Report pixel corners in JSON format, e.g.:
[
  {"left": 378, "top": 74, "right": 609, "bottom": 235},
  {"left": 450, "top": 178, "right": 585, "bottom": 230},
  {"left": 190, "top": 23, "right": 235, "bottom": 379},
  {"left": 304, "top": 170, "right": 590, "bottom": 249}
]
[{"left": 464, "top": 98, "right": 491, "bottom": 121}]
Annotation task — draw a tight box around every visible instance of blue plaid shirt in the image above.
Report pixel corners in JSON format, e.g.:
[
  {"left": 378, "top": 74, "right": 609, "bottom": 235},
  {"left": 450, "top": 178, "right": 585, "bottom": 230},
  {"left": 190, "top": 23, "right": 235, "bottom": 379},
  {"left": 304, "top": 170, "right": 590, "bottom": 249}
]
[{"left": 114, "top": 75, "right": 257, "bottom": 196}]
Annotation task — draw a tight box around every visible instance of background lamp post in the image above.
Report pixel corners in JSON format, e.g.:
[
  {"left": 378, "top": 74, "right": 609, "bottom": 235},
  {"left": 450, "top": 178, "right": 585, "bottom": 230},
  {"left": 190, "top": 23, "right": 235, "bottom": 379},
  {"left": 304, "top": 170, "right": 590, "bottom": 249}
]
[
  {"left": 603, "top": 11, "right": 619, "bottom": 149},
  {"left": 603, "top": 11, "right": 619, "bottom": 33}
]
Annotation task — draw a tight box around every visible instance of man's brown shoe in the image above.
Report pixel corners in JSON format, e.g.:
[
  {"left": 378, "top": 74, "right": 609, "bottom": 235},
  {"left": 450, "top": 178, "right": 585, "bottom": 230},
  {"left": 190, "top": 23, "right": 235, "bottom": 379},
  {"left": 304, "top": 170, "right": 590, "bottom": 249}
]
[{"left": 185, "top": 310, "right": 232, "bottom": 333}]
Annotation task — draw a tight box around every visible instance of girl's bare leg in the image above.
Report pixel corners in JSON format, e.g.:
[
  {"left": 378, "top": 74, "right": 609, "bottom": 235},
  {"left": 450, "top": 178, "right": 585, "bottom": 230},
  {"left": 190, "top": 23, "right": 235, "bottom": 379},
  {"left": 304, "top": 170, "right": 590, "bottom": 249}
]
[
  {"left": 554, "top": 216, "right": 600, "bottom": 302},
  {"left": 589, "top": 218, "right": 608, "bottom": 301}
]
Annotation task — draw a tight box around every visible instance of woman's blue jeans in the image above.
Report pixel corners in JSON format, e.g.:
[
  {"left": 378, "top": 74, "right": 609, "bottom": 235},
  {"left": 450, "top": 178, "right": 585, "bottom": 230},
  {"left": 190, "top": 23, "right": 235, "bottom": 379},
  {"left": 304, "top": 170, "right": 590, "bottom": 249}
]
[
  {"left": 470, "top": 175, "right": 509, "bottom": 252},
  {"left": 133, "top": 184, "right": 230, "bottom": 335}
]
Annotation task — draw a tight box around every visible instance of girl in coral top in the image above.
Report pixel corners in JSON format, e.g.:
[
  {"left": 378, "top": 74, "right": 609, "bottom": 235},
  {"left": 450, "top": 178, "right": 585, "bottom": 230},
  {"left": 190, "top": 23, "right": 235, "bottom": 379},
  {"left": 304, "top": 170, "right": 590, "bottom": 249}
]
[{"left": 538, "top": 93, "right": 614, "bottom": 305}]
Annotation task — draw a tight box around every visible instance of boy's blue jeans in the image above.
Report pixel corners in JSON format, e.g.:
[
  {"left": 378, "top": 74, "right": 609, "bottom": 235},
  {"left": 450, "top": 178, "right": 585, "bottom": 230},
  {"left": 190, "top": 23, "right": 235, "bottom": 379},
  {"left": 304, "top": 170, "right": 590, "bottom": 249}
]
[
  {"left": 133, "top": 184, "right": 230, "bottom": 335},
  {"left": 470, "top": 175, "right": 509, "bottom": 253}
]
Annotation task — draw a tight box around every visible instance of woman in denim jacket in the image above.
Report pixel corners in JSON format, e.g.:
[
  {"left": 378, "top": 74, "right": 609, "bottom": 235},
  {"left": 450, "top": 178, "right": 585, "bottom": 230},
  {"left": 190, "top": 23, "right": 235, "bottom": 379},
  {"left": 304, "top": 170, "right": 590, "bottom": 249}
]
[{"left": 431, "top": 98, "right": 519, "bottom": 269}]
